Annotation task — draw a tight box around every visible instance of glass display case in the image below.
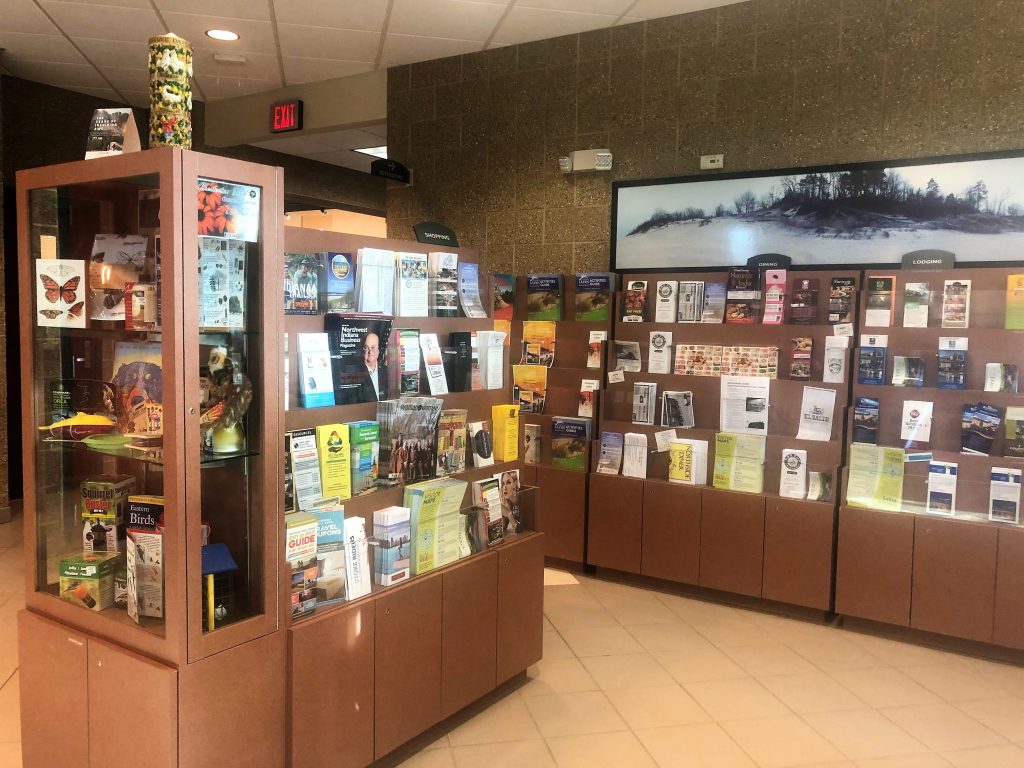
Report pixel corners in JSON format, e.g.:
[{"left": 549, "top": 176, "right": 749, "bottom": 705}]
[{"left": 17, "top": 148, "right": 282, "bottom": 665}]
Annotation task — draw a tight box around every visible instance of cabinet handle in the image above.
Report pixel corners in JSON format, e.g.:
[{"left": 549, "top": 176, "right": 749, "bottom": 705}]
[
  {"left": 96, "top": 661, "right": 103, "bottom": 667},
  {"left": 190, "top": 407, "right": 196, "bottom": 414},
  {"left": 385, "top": 608, "right": 390, "bottom": 616}
]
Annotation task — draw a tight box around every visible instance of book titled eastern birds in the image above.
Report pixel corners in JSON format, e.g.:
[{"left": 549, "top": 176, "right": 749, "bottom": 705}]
[
  {"left": 574, "top": 273, "right": 613, "bottom": 321},
  {"left": 526, "top": 274, "right": 563, "bottom": 320},
  {"left": 551, "top": 417, "right": 591, "bottom": 471}
]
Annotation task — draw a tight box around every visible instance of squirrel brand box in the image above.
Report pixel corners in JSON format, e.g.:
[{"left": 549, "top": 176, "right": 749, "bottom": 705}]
[
  {"left": 59, "top": 551, "right": 120, "bottom": 611},
  {"left": 80, "top": 474, "right": 136, "bottom": 519}
]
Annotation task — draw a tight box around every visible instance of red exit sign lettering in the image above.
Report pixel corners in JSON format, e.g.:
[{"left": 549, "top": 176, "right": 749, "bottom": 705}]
[{"left": 271, "top": 99, "right": 303, "bottom": 133}]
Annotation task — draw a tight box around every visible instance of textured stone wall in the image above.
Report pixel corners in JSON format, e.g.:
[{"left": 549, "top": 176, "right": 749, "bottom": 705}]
[{"left": 385, "top": 0, "right": 1024, "bottom": 274}]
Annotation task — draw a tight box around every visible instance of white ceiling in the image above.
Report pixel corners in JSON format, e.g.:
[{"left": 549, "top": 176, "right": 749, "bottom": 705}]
[{"left": 0, "top": 0, "right": 741, "bottom": 170}]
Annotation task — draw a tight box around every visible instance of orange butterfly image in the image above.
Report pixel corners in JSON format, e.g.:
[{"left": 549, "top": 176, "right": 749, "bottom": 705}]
[
  {"left": 40, "top": 274, "right": 80, "bottom": 304},
  {"left": 67, "top": 301, "right": 85, "bottom": 319}
]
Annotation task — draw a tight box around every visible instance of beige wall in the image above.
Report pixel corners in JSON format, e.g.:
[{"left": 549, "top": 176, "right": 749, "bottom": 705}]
[
  {"left": 287, "top": 209, "right": 387, "bottom": 237},
  {"left": 385, "top": 0, "right": 1024, "bottom": 275}
]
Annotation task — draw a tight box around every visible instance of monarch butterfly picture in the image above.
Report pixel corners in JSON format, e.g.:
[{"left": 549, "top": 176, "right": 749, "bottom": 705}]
[{"left": 36, "top": 259, "right": 87, "bottom": 329}]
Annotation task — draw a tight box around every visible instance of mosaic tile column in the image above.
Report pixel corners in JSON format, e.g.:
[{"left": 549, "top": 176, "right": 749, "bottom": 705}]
[{"left": 148, "top": 33, "right": 193, "bottom": 148}]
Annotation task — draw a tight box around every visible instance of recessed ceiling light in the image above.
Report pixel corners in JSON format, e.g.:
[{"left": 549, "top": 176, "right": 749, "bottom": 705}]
[
  {"left": 353, "top": 146, "right": 387, "bottom": 159},
  {"left": 206, "top": 29, "right": 239, "bottom": 41}
]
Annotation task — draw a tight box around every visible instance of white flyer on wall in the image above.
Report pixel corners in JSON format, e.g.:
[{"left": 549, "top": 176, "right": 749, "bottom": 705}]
[
  {"left": 719, "top": 375, "right": 770, "bottom": 436},
  {"left": 779, "top": 448, "right": 808, "bottom": 499},
  {"left": 648, "top": 331, "right": 673, "bottom": 374},
  {"left": 795, "top": 386, "right": 836, "bottom": 442}
]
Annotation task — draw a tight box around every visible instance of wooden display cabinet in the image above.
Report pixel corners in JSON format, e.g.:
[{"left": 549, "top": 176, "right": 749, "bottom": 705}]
[
  {"left": 16, "top": 148, "right": 285, "bottom": 767},
  {"left": 835, "top": 266, "right": 1024, "bottom": 648},
  {"left": 587, "top": 269, "right": 853, "bottom": 612}
]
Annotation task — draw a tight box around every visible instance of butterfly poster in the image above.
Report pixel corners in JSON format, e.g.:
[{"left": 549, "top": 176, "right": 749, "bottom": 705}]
[
  {"left": 36, "top": 259, "right": 86, "bottom": 329},
  {"left": 89, "top": 234, "right": 146, "bottom": 321}
]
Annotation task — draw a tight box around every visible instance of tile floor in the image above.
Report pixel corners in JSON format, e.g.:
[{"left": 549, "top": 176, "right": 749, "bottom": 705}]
[{"left": 3, "top": 506, "right": 1024, "bottom": 768}]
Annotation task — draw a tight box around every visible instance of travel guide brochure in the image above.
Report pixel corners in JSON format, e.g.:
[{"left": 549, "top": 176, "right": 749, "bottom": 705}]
[
  {"left": 900, "top": 400, "right": 933, "bottom": 449},
  {"left": 435, "top": 408, "right": 469, "bottom": 476},
  {"left": 761, "top": 269, "right": 786, "bottom": 325},
  {"left": 788, "top": 277, "right": 819, "bottom": 325},
  {"left": 396, "top": 252, "right": 429, "bottom": 317},
  {"left": 677, "top": 280, "right": 704, "bottom": 322},
  {"left": 712, "top": 432, "right": 766, "bottom": 493},
  {"left": 458, "top": 262, "right": 487, "bottom": 318},
  {"left": 721, "top": 345, "right": 779, "bottom": 378},
  {"left": 578, "top": 379, "right": 599, "bottom": 418},
  {"left": 1004, "top": 406, "right": 1024, "bottom": 458},
  {"left": 962, "top": 402, "right": 1004, "bottom": 455},
  {"left": 847, "top": 444, "right": 905, "bottom": 512},
  {"left": 521, "top": 321, "right": 556, "bottom": 366},
  {"left": 864, "top": 275, "right": 896, "bottom": 327},
  {"left": 427, "top": 251, "right": 459, "bottom": 318},
  {"left": 828, "top": 277, "right": 857, "bottom": 324},
  {"left": 926, "top": 461, "right": 958, "bottom": 516},
  {"left": 941, "top": 279, "right": 971, "bottom": 328},
  {"left": 613, "top": 340, "right": 642, "bottom": 372},
  {"left": 355, "top": 247, "right": 396, "bottom": 315},
  {"left": 648, "top": 331, "right": 673, "bottom": 374},
  {"left": 936, "top": 337, "right": 968, "bottom": 390},
  {"left": 852, "top": 397, "right": 880, "bottom": 444},
  {"left": 492, "top": 273, "right": 515, "bottom": 321},
  {"left": 524, "top": 423, "right": 541, "bottom": 465},
  {"left": 587, "top": 330, "right": 607, "bottom": 369},
  {"left": 724, "top": 267, "right": 759, "bottom": 324},
  {"left": 790, "top": 337, "right": 812, "bottom": 381},
  {"left": 701, "top": 282, "right": 726, "bottom": 323},
  {"left": 857, "top": 334, "right": 888, "bottom": 386},
  {"left": 526, "top": 274, "right": 563, "bottom": 320},
  {"left": 596, "top": 431, "right": 623, "bottom": 475},
  {"left": 321, "top": 251, "right": 356, "bottom": 313},
  {"left": 468, "top": 421, "right": 495, "bottom": 467},
  {"left": 513, "top": 365, "right": 548, "bottom": 413},
  {"left": 891, "top": 356, "right": 925, "bottom": 387},
  {"left": 902, "top": 282, "right": 929, "bottom": 327},
  {"left": 661, "top": 390, "right": 695, "bottom": 428},
  {"left": 551, "top": 417, "right": 591, "bottom": 471},
  {"left": 990, "top": 468, "right": 1022, "bottom": 523},
  {"left": 1006, "top": 274, "right": 1024, "bottom": 329},
  {"left": 574, "top": 272, "right": 613, "bottom": 321}
]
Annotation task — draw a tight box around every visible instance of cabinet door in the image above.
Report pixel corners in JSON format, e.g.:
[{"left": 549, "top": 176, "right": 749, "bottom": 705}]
[
  {"left": 18, "top": 611, "right": 89, "bottom": 768},
  {"left": 912, "top": 517, "right": 997, "bottom": 643},
  {"left": 835, "top": 506, "right": 913, "bottom": 626},
  {"left": 88, "top": 637, "right": 177, "bottom": 768},
  {"left": 290, "top": 603, "right": 374, "bottom": 768},
  {"left": 497, "top": 533, "right": 545, "bottom": 684},
  {"left": 536, "top": 467, "right": 586, "bottom": 562},
  {"left": 374, "top": 574, "right": 443, "bottom": 759},
  {"left": 994, "top": 526, "right": 1024, "bottom": 649},
  {"left": 441, "top": 553, "right": 498, "bottom": 718},
  {"left": 642, "top": 483, "right": 700, "bottom": 585},
  {"left": 587, "top": 474, "right": 644, "bottom": 573},
  {"left": 699, "top": 489, "right": 765, "bottom": 597},
  {"left": 762, "top": 499, "right": 835, "bottom": 610}
]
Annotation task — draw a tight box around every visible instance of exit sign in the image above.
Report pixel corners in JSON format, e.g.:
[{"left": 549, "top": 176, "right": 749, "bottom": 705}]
[{"left": 271, "top": 99, "right": 303, "bottom": 133}]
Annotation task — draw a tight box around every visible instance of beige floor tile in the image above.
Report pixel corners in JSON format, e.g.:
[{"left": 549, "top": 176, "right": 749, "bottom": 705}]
[
  {"left": 830, "top": 667, "right": 942, "bottom": 708},
  {"left": 754, "top": 614, "right": 838, "bottom": 645},
  {"left": 0, "top": 743, "right": 21, "bottom": 768},
  {"left": 635, "top": 722, "right": 756, "bottom": 768},
  {"left": 655, "top": 593, "right": 744, "bottom": 625},
  {"left": 971, "top": 662, "right": 1024, "bottom": 700},
  {"left": 560, "top": 626, "right": 644, "bottom": 657},
  {"left": 399, "top": 747, "right": 456, "bottom": 767},
  {"left": 447, "top": 694, "right": 541, "bottom": 746},
  {"left": 757, "top": 672, "right": 868, "bottom": 714},
  {"left": 683, "top": 678, "right": 791, "bottom": 721},
  {"left": 424, "top": 733, "right": 450, "bottom": 750},
  {"left": 0, "top": 672, "right": 19, "bottom": 744},
  {"left": 544, "top": 569, "right": 580, "bottom": 587},
  {"left": 854, "top": 755, "right": 951, "bottom": 767},
  {"left": 880, "top": 702, "right": 1005, "bottom": 753},
  {"left": 942, "top": 743, "right": 1024, "bottom": 768},
  {"left": 451, "top": 740, "right": 556, "bottom": 768},
  {"left": 626, "top": 622, "right": 714, "bottom": 654},
  {"left": 543, "top": 630, "right": 575, "bottom": 660},
  {"left": 546, "top": 731, "right": 657, "bottom": 768},
  {"left": 0, "top": 519, "right": 22, "bottom": 550},
  {"left": 0, "top": 638, "right": 18, "bottom": 690},
  {"left": 724, "top": 643, "right": 820, "bottom": 677},
  {"left": 803, "top": 709, "right": 930, "bottom": 760},
  {"left": 546, "top": 604, "right": 621, "bottom": 634},
  {"left": 601, "top": 599, "right": 680, "bottom": 626},
  {"left": 844, "top": 633, "right": 967, "bottom": 668},
  {"left": 605, "top": 685, "right": 711, "bottom": 730},
  {"left": 691, "top": 619, "right": 777, "bottom": 648},
  {"left": 581, "top": 653, "right": 675, "bottom": 690},
  {"left": 543, "top": 616, "right": 555, "bottom": 632},
  {"left": 788, "top": 636, "right": 885, "bottom": 672},
  {"left": 654, "top": 648, "right": 749, "bottom": 684},
  {"left": 955, "top": 697, "right": 1024, "bottom": 742},
  {"left": 722, "top": 715, "right": 846, "bottom": 768},
  {"left": 901, "top": 664, "right": 1013, "bottom": 702},
  {"left": 523, "top": 691, "right": 628, "bottom": 738},
  {"left": 544, "top": 585, "right": 604, "bottom": 609},
  {"left": 520, "top": 658, "right": 598, "bottom": 697}
]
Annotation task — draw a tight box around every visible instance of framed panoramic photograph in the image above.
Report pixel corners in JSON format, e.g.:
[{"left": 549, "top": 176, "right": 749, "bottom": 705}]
[{"left": 611, "top": 151, "right": 1024, "bottom": 271}]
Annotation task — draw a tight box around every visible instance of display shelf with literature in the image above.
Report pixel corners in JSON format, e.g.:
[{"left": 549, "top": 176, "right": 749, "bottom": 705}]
[
  {"left": 278, "top": 229, "right": 545, "bottom": 767},
  {"left": 513, "top": 273, "right": 614, "bottom": 563},
  {"left": 588, "top": 268, "right": 858, "bottom": 611},
  {"left": 16, "top": 148, "right": 286, "bottom": 767},
  {"left": 836, "top": 265, "right": 1024, "bottom": 650}
]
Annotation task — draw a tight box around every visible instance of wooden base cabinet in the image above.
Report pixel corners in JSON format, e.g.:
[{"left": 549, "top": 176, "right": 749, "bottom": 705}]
[
  {"left": 587, "top": 474, "right": 644, "bottom": 574},
  {"left": 835, "top": 506, "right": 914, "bottom": 627},
  {"left": 699, "top": 489, "right": 765, "bottom": 598},
  {"left": 535, "top": 467, "right": 586, "bottom": 563}
]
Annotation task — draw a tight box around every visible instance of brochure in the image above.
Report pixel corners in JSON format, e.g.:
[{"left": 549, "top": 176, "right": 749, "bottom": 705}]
[
  {"left": 790, "top": 337, "right": 812, "bottom": 381},
  {"left": 847, "top": 444, "right": 904, "bottom": 512},
  {"left": 864, "top": 275, "right": 896, "bottom": 327},
  {"left": 962, "top": 402, "right": 1004, "bottom": 455},
  {"left": 468, "top": 421, "right": 495, "bottom": 467},
  {"left": 296, "top": 333, "right": 335, "bottom": 408},
  {"left": 648, "top": 331, "right": 673, "bottom": 374},
  {"left": 458, "top": 262, "right": 487, "bottom": 318},
  {"left": 926, "top": 461, "right": 958, "bottom": 516},
  {"left": 984, "top": 363, "right": 1019, "bottom": 393},
  {"left": 587, "top": 330, "right": 607, "bottom": 369},
  {"left": 289, "top": 428, "right": 324, "bottom": 511},
  {"left": 828, "top": 277, "right": 856, "bottom": 324},
  {"left": 677, "top": 281, "right": 704, "bottom": 322},
  {"left": 721, "top": 345, "right": 778, "bottom": 378},
  {"left": 941, "top": 279, "right": 971, "bottom": 329},
  {"left": 521, "top": 321, "right": 556, "bottom": 366},
  {"left": 852, "top": 397, "right": 880, "bottom": 444},
  {"left": 670, "top": 438, "right": 708, "bottom": 484},
  {"left": 622, "top": 280, "right": 648, "bottom": 322},
  {"left": 674, "top": 344, "right": 723, "bottom": 376},
  {"left": 661, "top": 390, "right": 695, "bottom": 428},
  {"left": 622, "top": 433, "right": 648, "bottom": 478},
  {"left": 936, "top": 337, "right": 968, "bottom": 390},
  {"left": 761, "top": 269, "right": 787, "bottom": 325},
  {"left": 1005, "top": 274, "right": 1024, "bottom": 330},
  {"left": 719, "top": 375, "right": 770, "bottom": 436},
  {"left": 477, "top": 330, "right": 506, "bottom": 390},
  {"left": 795, "top": 386, "right": 836, "bottom": 442},
  {"left": 596, "top": 431, "right": 624, "bottom": 475},
  {"left": 376, "top": 397, "right": 444, "bottom": 486},
  {"left": 990, "top": 468, "right": 1022, "bottom": 523},
  {"left": 355, "top": 247, "right": 396, "bottom": 315},
  {"left": 396, "top": 328, "right": 421, "bottom": 395},
  {"left": 427, "top": 251, "right": 458, "bottom": 318},
  {"left": 491, "top": 273, "right": 515, "bottom": 320},
  {"left": 578, "top": 379, "right": 599, "bottom": 418},
  {"left": 419, "top": 333, "right": 449, "bottom": 396},
  {"left": 526, "top": 274, "right": 563, "bottom": 320},
  {"left": 858, "top": 334, "right": 888, "bottom": 385},
  {"left": 822, "top": 335, "right": 849, "bottom": 384},
  {"left": 1004, "top": 406, "right": 1024, "bottom": 458},
  {"left": 322, "top": 251, "right": 356, "bottom": 313},
  {"left": 724, "top": 267, "right": 759, "bottom": 324},
  {"left": 701, "top": 282, "right": 726, "bottom": 323},
  {"left": 779, "top": 448, "right": 808, "bottom": 499},
  {"left": 524, "top": 423, "right": 541, "bottom": 465},
  {"left": 654, "top": 281, "right": 678, "bottom": 323},
  {"left": 551, "top": 417, "right": 591, "bottom": 471},
  {"left": 788, "top": 277, "right": 819, "bottom": 325},
  {"left": 632, "top": 382, "right": 658, "bottom": 425},
  {"left": 902, "top": 282, "right": 929, "bottom": 327},
  {"left": 712, "top": 432, "right": 765, "bottom": 493},
  {"left": 574, "top": 272, "right": 613, "bottom": 321},
  {"left": 900, "top": 400, "right": 934, "bottom": 448},
  {"left": 396, "top": 252, "right": 429, "bottom": 317},
  {"left": 891, "top": 356, "right": 925, "bottom": 387},
  {"left": 668, "top": 441, "right": 694, "bottom": 484},
  {"left": 613, "top": 340, "right": 642, "bottom": 372},
  {"left": 284, "top": 252, "right": 320, "bottom": 315}
]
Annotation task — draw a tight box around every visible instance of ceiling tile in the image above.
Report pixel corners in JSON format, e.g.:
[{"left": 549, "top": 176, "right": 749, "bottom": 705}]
[
  {"left": 39, "top": 1, "right": 165, "bottom": 43},
  {"left": 276, "top": 24, "right": 381, "bottom": 61},
  {"left": 74, "top": 37, "right": 150, "bottom": 68},
  {"left": 96, "top": 65, "right": 149, "bottom": 91},
  {"left": 4, "top": 0, "right": 60, "bottom": 34},
  {"left": 0, "top": 31, "right": 89, "bottom": 65},
  {"left": 71, "top": 85, "right": 125, "bottom": 101},
  {"left": 160, "top": 13, "right": 276, "bottom": 53},
  {"left": 311, "top": 149, "right": 373, "bottom": 172},
  {"left": 250, "top": 135, "right": 338, "bottom": 155},
  {"left": 282, "top": 57, "right": 374, "bottom": 85},
  {"left": 515, "top": 0, "right": 635, "bottom": 15},
  {"left": 273, "top": 0, "right": 389, "bottom": 31},
  {"left": 388, "top": 0, "right": 507, "bottom": 41},
  {"left": 7, "top": 59, "right": 109, "bottom": 88},
  {"left": 151, "top": 0, "right": 270, "bottom": 21},
  {"left": 313, "top": 128, "right": 389, "bottom": 150},
  {"left": 193, "top": 49, "right": 282, "bottom": 82},
  {"left": 42, "top": 0, "right": 152, "bottom": 8},
  {"left": 627, "top": 0, "right": 739, "bottom": 19},
  {"left": 380, "top": 34, "right": 483, "bottom": 67},
  {"left": 119, "top": 89, "right": 151, "bottom": 107},
  {"left": 615, "top": 15, "right": 645, "bottom": 25},
  {"left": 194, "top": 73, "right": 280, "bottom": 99},
  {"left": 492, "top": 6, "right": 621, "bottom": 44}
]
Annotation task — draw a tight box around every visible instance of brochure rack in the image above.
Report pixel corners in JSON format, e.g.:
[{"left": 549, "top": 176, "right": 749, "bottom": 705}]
[
  {"left": 515, "top": 274, "right": 613, "bottom": 563},
  {"left": 16, "top": 148, "right": 286, "bottom": 767},
  {"left": 589, "top": 269, "right": 857, "bottom": 611},
  {"left": 835, "top": 266, "right": 1024, "bottom": 648},
  {"left": 280, "top": 228, "right": 544, "bottom": 766}
]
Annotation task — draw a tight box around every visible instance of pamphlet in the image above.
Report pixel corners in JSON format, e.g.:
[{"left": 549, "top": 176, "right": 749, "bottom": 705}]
[
  {"left": 788, "top": 277, "right": 818, "bottom": 324},
  {"left": 578, "top": 379, "right": 599, "bottom": 418},
  {"left": 712, "top": 432, "right": 765, "bottom": 493},
  {"left": 761, "top": 269, "right": 786, "bottom": 325},
  {"left": 719, "top": 375, "right": 770, "bottom": 436},
  {"left": 512, "top": 364, "right": 548, "bottom": 413},
  {"left": 668, "top": 440, "right": 694, "bottom": 484},
  {"left": 35, "top": 259, "right": 86, "bottom": 329},
  {"left": 670, "top": 438, "right": 708, "bottom": 484},
  {"left": 847, "top": 444, "right": 904, "bottom": 511},
  {"left": 828, "top": 277, "right": 856, "bottom": 324},
  {"left": 779, "top": 448, "right": 808, "bottom": 499},
  {"left": 984, "top": 363, "right": 1019, "bottom": 393},
  {"left": 654, "top": 429, "right": 677, "bottom": 452},
  {"left": 864, "top": 276, "right": 896, "bottom": 327},
  {"left": 654, "top": 281, "right": 678, "bottom": 323},
  {"left": 903, "top": 282, "right": 929, "bottom": 327},
  {"left": 1004, "top": 406, "right": 1024, "bottom": 458},
  {"left": 297, "top": 333, "right": 335, "bottom": 408},
  {"left": 477, "top": 330, "right": 506, "bottom": 390},
  {"left": 492, "top": 274, "right": 515, "bottom": 320},
  {"left": 823, "top": 335, "right": 849, "bottom": 384},
  {"left": 900, "top": 400, "right": 934, "bottom": 448},
  {"left": 322, "top": 251, "right": 356, "bottom": 313},
  {"left": 458, "top": 262, "right": 487, "bottom": 318},
  {"left": 661, "top": 390, "right": 694, "bottom": 428},
  {"left": 648, "top": 331, "right": 673, "bottom": 374},
  {"left": 990, "top": 468, "right": 1022, "bottom": 523},
  {"left": 962, "top": 402, "right": 1003, "bottom": 455},
  {"left": 632, "top": 382, "right": 657, "bottom": 425},
  {"left": 1006, "top": 274, "right": 1024, "bottom": 329},
  {"left": 677, "top": 281, "right": 704, "bottom": 322},
  {"left": 343, "top": 517, "right": 371, "bottom": 600},
  {"left": 790, "top": 337, "right": 812, "bottom": 381},
  {"left": 701, "top": 282, "right": 726, "bottom": 323},
  {"left": 524, "top": 423, "right": 541, "bottom": 465},
  {"left": 396, "top": 252, "right": 429, "bottom": 317},
  {"left": 852, "top": 397, "right": 880, "bottom": 444},
  {"left": 587, "top": 330, "right": 607, "bottom": 369},
  {"left": 526, "top": 274, "right": 563, "bottom": 320},
  {"left": 724, "top": 268, "right": 759, "bottom": 324},
  {"left": 551, "top": 417, "right": 590, "bottom": 471},
  {"left": 623, "top": 280, "right": 648, "bottom": 322},
  {"left": 857, "top": 334, "right": 888, "bottom": 385},
  {"left": 613, "top": 340, "right": 642, "bottom": 372},
  {"left": 941, "top": 279, "right": 971, "bottom": 329},
  {"left": 622, "top": 433, "right": 648, "bottom": 478},
  {"left": 926, "top": 461, "right": 958, "bottom": 516},
  {"left": 891, "top": 356, "right": 925, "bottom": 387},
  {"left": 597, "top": 431, "right": 624, "bottom": 475},
  {"left": 427, "top": 251, "right": 458, "bottom": 318},
  {"left": 674, "top": 344, "right": 723, "bottom": 376},
  {"left": 289, "top": 428, "right": 324, "bottom": 511},
  {"left": 355, "top": 247, "right": 396, "bottom": 315},
  {"left": 936, "top": 337, "right": 968, "bottom": 390},
  {"left": 795, "top": 386, "right": 836, "bottom": 442},
  {"left": 574, "top": 273, "right": 613, "bottom": 321},
  {"left": 419, "top": 333, "right": 449, "bottom": 395},
  {"left": 521, "top": 321, "right": 556, "bottom": 366}
]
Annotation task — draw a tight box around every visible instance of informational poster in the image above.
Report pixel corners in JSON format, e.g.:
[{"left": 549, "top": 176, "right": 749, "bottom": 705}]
[{"left": 719, "top": 375, "right": 770, "bottom": 436}]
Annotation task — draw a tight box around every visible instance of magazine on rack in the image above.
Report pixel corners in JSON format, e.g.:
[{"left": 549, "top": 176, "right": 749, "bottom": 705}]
[
  {"left": 324, "top": 314, "right": 394, "bottom": 404},
  {"left": 377, "top": 397, "right": 444, "bottom": 486}
]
